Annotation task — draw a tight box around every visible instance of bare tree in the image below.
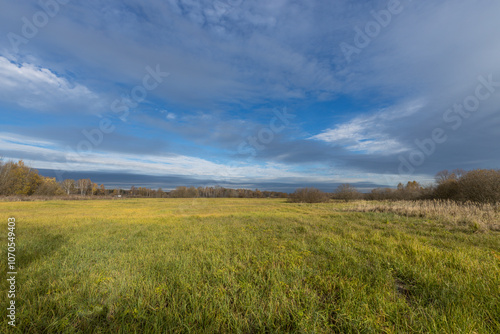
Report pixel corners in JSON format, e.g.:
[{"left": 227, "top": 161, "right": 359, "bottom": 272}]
[
  {"left": 77, "top": 179, "right": 92, "bottom": 196},
  {"left": 334, "top": 184, "right": 361, "bottom": 202},
  {"left": 61, "top": 179, "right": 75, "bottom": 195},
  {"left": 0, "top": 159, "right": 12, "bottom": 195}
]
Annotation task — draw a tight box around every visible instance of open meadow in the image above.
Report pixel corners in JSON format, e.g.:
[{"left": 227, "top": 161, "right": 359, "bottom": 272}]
[{"left": 1, "top": 198, "right": 499, "bottom": 333}]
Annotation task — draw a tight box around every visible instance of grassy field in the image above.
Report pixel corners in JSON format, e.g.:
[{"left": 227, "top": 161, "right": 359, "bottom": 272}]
[{"left": 1, "top": 198, "right": 499, "bottom": 333}]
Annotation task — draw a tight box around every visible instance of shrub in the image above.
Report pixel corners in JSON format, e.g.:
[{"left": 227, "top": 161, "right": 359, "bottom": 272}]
[
  {"left": 433, "top": 169, "right": 500, "bottom": 204},
  {"left": 457, "top": 169, "right": 500, "bottom": 203},
  {"left": 333, "top": 184, "right": 361, "bottom": 202},
  {"left": 288, "top": 187, "right": 330, "bottom": 203},
  {"left": 434, "top": 179, "right": 460, "bottom": 200}
]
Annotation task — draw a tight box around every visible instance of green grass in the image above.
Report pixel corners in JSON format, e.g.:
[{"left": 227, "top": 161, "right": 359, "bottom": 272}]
[{"left": 1, "top": 198, "right": 499, "bottom": 333}]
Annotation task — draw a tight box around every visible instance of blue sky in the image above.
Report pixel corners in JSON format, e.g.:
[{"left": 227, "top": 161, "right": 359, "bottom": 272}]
[{"left": 1, "top": 0, "right": 499, "bottom": 192}]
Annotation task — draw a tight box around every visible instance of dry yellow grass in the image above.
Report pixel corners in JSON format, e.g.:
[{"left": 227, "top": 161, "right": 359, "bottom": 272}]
[{"left": 344, "top": 200, "right": 500, "bottom": 231}]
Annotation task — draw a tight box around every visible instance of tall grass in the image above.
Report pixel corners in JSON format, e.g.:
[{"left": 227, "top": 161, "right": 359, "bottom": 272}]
[
  {"left": 0, "top": 195, "right": 119, "bottom": 202},
  {"left": 345, "top": 199, "right": 500, "bottom": 231}
]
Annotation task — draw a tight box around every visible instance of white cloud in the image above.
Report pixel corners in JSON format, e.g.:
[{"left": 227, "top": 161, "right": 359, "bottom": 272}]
[
  {"left": 0, "top": 56, "right": 101, "bottom": 113},
  {"left": 165, "top": 111, "right": 176, "bottom": 120},
  {"left": 310, "top": 100, "right": 425, "bottom": 155},
  {"left": 0, "top": 132, "right": 423, "bottom": 187},
  {"left": 0, "top": 132, "right": 303, "bottom": 180}
]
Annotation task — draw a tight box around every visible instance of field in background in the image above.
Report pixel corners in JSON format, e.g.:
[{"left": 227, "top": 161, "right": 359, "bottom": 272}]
[{"left": 1, "top": 198, "right": 499, "bottom": 333}]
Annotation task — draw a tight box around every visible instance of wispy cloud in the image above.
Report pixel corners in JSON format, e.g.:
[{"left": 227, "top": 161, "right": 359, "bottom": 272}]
[
  {"left": 0, "top": 56, "right": 100, "bottom": 113},
  {"left": 310, "top": 100, "right": 425, "bottom": 155},
  {"left": 0, "top": 132, "right": 302, "bottom": 180},
  {"left": 1, "top": 131, "right": 420, "bottom": 189}
]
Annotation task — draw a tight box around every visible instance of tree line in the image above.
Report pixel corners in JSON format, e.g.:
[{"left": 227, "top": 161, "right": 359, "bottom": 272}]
[
  {"left": 290, "top": 169, "right": 500, "bottom": 204},
  {"left": 0, "top": 160, "right": 287, "bottom": 198},
  {"left": 1, "top": 160, "right": 498, "bottom": 203}
]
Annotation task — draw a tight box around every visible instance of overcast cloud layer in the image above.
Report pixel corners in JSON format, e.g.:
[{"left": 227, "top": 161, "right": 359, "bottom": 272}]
[{"left": 1, "top": 0, "right": 499, "bottom": 192}]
